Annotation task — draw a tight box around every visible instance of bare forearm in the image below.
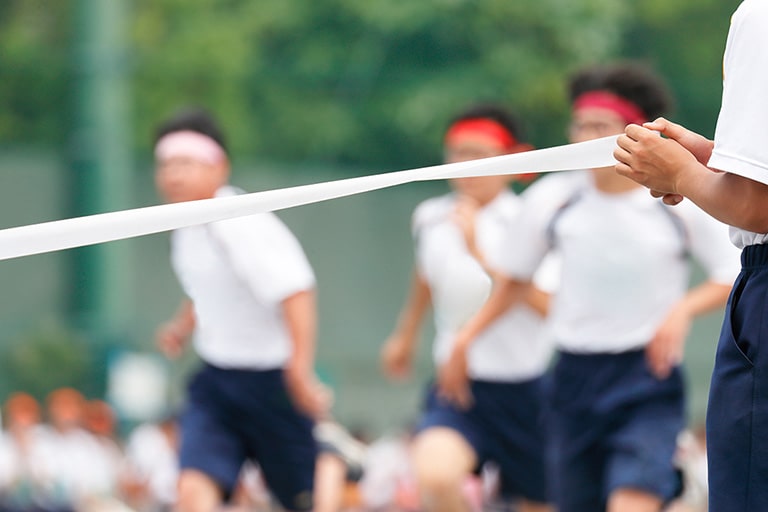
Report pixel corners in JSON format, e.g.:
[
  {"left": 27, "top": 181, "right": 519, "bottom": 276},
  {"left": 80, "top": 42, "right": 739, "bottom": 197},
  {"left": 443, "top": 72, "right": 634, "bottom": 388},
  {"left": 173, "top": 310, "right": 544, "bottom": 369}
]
[
  {"left": 677, "top": 280, "right": 733, "bottom": 318},
  {"left": 678, "top": 167, "right": 768, "bottom": 233},
  {"left": 282, "top": 290, "right": 317, "bottom": 371},
  {"left": 391, "top": 272, "right": 432, "bottom": 348},
  {"left": 176, "top": 300, "right": 196, "bottom": 334},
  {"left": 156, "top": 299, "right": 196, "bottom": 358},
  {"left": 523, "top": 286, "right": 550, "bottom": 317},
  {"left": 616, "top": 122, "right": 768, "bottom": 232},
  {"left": 455, "top": 277, "right": 526, "bottom": 349}
]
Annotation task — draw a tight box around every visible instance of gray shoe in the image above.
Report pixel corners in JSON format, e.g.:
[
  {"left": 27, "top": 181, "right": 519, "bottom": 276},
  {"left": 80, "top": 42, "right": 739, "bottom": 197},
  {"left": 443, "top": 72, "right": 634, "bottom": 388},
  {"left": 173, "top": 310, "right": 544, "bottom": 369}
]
[{"left": 314, "top": 420, "right": 368, "bottom": 482}]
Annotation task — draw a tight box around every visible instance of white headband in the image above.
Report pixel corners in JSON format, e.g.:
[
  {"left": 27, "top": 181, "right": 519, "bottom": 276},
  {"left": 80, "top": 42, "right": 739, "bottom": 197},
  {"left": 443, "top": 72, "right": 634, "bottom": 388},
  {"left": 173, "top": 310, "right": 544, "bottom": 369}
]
[{"left": 154, "top": 130, "right": 227, "bottom": 166}]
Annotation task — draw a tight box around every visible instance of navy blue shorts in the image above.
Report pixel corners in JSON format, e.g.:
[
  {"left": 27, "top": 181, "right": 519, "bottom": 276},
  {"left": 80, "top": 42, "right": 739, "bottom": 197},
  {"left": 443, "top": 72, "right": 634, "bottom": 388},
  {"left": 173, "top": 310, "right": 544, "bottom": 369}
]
[
  {"left": 179, "top": 364, "right": 317, "bottom": 511},
  {"left": 548, "top": 350, "right": 684, "bottom": 512},
  {"left": 417, "top": 378, "right": 549, "bottom": 503},
  {"left": 707, "top": 243, "right": 768, "bottom": 511}
]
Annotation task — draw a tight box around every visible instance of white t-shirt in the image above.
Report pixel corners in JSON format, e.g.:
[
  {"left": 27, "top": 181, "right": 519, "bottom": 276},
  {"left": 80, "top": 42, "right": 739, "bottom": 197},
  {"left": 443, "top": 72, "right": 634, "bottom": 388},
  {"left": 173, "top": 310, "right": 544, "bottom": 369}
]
[
  {"left": 413, "top": 190, "right": 558, "bottom": 381},
  {"left": 708, "top": 0, "right": 768, "bottom": 248},
  {"left": 171, "top": 185, "right": 316, "bottom": 369},
  {"left": 498, "top": 171, "right": 740, "bottom": 354}
]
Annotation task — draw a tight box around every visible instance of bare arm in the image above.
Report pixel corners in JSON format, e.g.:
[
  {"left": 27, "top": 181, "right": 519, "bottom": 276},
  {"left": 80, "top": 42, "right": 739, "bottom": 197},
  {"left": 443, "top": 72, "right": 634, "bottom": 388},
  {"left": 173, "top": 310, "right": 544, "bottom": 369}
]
[
  {"left": 647, "top": 280, "right": 733, "bottom": 379},
  {"left": 454, "top": 276, "right": 528, "bottom": 350},
  {"left": 437, "top": 276, "right": 528, "bottom": 408},
  {"left": 453, "top": 194, "right": 549, "bottom": 315},
  {"left": 156, "top": 299, "right": 196, "bottom": 359},
  {"left": 677, "top": 171, "right": 768, "bottom": 234},
  {"left": 282, "top": 289, "right": 332, "bottom": 418},
  {"left": 681, "top": 280, "right": 733, "bottom": 317},
  {"left": 523, "top": 285, "right": 551, "bottom": 317},
  {"left": 381, "top": 270, "right": 432, "bottom": 380},
  {"left": 283, "top": 289, "right": 317, "bottom": 374},
  {"left": 615, "top": 119, "right": 768, "bottom": 233}
]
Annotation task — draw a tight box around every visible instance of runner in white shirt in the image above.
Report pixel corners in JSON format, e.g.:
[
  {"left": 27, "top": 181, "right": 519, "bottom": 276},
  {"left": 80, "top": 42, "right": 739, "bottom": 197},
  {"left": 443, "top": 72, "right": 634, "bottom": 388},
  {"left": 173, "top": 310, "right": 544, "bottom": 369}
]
[
  {"left": 153, "top": 108, "right": 330, "bottom": 512},
  {"left": 440, "top": 64, "right": 740, "bottom": 512},
  {"left": 412, "top": 192, "right": 556, "bottom": 381},
  {"left": 382, "top": 104, "right": 555, "bottom": 512},
  {"left": 615, "top": 2, "right": 768, "bottom": 509}
]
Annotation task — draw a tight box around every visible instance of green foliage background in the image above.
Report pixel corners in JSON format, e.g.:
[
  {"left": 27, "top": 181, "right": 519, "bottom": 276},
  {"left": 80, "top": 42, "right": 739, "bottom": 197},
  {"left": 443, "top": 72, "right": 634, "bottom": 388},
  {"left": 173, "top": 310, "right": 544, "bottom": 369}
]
[{"left": 1, "top": 0, "right": 739, "bottom": 167}]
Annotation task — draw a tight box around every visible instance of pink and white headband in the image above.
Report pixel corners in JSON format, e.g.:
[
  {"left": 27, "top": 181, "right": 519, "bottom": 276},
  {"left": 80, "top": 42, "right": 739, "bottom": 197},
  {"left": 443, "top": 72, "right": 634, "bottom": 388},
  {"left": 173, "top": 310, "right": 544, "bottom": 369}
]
[{"left": 154, "top": 130, "right": 227, "bottom": 166}]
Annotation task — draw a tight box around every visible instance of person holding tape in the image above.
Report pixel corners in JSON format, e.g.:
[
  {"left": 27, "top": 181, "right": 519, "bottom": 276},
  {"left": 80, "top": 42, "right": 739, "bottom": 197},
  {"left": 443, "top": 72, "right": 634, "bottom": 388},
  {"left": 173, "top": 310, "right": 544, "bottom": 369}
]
[
  {"left": 153, "top": 108, "right": 330, "bottom": 512},
  {"left": 381, "top": 103, "right": 556, "bottom": 512},
  {"left": 438, "top": 63, "right": 741, "bottom": 512},
  {"left": 614, "top": 2, "right": 768, "bottom": 510}
]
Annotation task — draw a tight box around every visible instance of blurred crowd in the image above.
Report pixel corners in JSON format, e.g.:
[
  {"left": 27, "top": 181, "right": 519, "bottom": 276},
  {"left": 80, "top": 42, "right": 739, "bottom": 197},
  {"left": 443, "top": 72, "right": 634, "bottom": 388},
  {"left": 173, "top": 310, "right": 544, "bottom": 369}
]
[
  {"left": 0, "top": 387, "right": 709, "bottom": 512},
  {"left": 0, "top": 388, "right": 418, "bottom": 512},
  {"left": 0, "top": 389, "right": 177, "bottom": 512}
]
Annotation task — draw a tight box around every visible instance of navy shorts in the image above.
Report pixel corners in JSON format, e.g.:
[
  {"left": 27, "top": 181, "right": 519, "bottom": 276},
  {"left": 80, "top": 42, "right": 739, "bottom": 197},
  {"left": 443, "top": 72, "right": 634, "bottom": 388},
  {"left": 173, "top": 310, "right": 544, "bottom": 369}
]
[
  {"left": 417, "top": 378, "right": 549, "bottom": 503},
  {"left": 548, "top": 350, "right": 684, "bottom": 512},
  {"left": 179, "top": 364, "right": 317, "bottom": 511},
  {"left": 707, "top": 243, "right": 768, "bottom": 511}
]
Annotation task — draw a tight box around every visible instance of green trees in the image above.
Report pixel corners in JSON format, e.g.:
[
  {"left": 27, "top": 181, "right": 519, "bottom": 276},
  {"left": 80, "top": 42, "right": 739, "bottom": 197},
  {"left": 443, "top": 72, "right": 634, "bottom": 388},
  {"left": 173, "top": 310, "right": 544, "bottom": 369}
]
[
  {"left": 130, "top": 0, "right": 628, "bottom": 167},
  {"left": 0, "top": 0, "right": 73, "bottom": 146},
  {"left": 0, "top": 322, "right": 99, "bottom": 400},
  {"left": 0, "top": 0, "right": 741, "bottom": 168}
]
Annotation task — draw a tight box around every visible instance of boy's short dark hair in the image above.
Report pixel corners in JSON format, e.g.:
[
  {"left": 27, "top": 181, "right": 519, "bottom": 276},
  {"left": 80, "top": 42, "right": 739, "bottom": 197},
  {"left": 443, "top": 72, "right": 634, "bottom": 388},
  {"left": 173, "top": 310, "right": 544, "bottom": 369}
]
[
  {"left": 153, "top": 107, "right": 229, "bottom": 154},
  {"left": 568, "top": 62, "right": 674, "bottom": 121},
  {"left": 448, "top": 103, "right": 526, "bottom": 142}
]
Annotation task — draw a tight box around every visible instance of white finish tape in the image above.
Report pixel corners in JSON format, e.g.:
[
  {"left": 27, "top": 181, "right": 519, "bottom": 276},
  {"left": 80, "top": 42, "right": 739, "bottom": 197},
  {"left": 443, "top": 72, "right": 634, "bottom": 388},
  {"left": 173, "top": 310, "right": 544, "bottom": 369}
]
[{"left": 0, "top": 135, "right": 617, "bottom": 261}]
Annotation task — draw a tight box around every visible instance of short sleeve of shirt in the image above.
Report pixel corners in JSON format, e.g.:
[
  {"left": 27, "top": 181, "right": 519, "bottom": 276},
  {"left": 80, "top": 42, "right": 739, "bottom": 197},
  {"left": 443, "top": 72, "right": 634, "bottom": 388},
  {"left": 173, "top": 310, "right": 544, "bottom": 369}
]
[
  {"left": 708, "top": 0, "right": 768, "bottom": 185},
  {"left": 530, "top": 251, "right": 561, "bottom": 294},
  {"left": 411, "top": 196, "right": 452, "bottom": 238},
  {"left": 411, "top": 195, "right": 453, "bottom": 275},
  {"left": 208, "top": 212, "right": 315, "bottom": 304}
]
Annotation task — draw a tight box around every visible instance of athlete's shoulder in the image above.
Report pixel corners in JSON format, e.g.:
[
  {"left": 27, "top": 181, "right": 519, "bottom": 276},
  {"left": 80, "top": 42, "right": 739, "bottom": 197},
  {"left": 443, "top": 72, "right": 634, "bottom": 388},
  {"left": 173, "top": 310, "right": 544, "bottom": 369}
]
[
  {"left": 412, "top": 193, "right": 454, "bottom": 234},
  {"left": 485, "top": 189, "right": 522, "bottom": 222},
  {"left": 520, "top": 170, "right": 590, "bottom": 209},
  {"left": 208, "top": 184, "right": 273, "bottom": 230}
]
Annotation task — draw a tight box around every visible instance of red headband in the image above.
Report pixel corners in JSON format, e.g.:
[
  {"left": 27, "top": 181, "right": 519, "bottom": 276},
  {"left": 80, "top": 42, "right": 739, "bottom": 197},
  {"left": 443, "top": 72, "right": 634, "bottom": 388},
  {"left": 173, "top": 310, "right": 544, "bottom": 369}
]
[
  {"left": 573, "top": 91, "right": 647, "bottom": 126},
  {"left": 444, "top": 118, "right": 517, "bottom": 151}
]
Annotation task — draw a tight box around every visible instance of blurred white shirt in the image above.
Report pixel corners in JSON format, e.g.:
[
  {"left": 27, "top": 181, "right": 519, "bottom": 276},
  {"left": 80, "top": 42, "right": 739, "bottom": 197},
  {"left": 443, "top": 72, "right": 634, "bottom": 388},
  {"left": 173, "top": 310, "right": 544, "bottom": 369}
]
[
  {"left": 498, "top": 171, "right": 740, "bottom": 354},
  {"left": 413, "top": 190, "right": 558, "bottom": 381},
  {"left": 171, "top": 185, "right": 315, "bottom": 369}
]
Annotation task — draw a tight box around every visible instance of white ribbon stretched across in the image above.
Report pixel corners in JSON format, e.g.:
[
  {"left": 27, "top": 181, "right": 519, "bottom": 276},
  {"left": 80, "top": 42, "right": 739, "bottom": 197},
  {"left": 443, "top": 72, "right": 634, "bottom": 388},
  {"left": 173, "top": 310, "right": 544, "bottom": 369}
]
[{"left": 0, "top": 135, "right": 618, "bottom": 261}]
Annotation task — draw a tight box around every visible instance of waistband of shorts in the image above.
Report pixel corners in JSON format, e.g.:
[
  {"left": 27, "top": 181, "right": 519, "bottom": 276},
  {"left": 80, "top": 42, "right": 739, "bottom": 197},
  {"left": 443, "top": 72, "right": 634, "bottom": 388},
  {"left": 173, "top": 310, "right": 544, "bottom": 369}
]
[
  {"left": 742, "top": 243, "right": 768, "bottom": 269},
  {"left": 556, "top": 347, "right": 645, "bottom": 364},
  {"left": 202, "top": 362, "right": 283, "bottom": 375}
]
